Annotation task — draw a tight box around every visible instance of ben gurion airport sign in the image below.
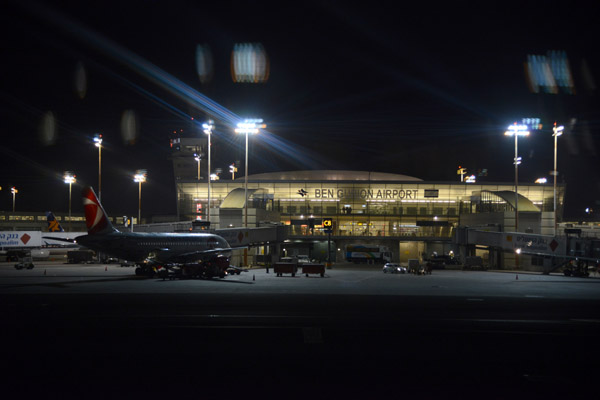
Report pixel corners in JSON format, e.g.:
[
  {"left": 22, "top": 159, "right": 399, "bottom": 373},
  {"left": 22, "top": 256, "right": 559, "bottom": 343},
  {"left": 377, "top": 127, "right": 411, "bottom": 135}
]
[{"left": 313, "top": 188, "right": 433, "bottom": 200}]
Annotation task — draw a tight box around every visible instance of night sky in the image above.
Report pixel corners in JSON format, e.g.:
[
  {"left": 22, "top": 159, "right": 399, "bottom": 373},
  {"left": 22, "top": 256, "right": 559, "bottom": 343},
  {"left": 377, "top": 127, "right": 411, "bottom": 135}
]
[{"left": 2, "top": 0, "right": 599, "bottom": 219}]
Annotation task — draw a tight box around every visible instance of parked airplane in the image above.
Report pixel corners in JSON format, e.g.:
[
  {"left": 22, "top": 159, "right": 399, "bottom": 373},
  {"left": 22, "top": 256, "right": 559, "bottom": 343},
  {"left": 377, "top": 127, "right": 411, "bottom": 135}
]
[
  {"left": 46, "top": 211, "right": 64, "bottom": 232},
  {"left": 75, "top": 186, "right": 236, "bottom": 278}
]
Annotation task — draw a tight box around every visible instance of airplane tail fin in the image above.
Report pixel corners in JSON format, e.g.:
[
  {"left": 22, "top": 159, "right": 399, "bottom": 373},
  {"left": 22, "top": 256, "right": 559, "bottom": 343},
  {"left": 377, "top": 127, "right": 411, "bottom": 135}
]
[
  {"left": 46, "top": 211, "right": 64, "bottom": 232},
  {"left": 82, "top": 186, "right": 118, "bottom": 235}
]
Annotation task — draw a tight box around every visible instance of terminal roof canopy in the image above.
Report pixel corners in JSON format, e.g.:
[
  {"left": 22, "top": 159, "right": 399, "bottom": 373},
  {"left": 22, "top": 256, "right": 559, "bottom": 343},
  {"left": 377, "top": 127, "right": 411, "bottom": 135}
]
[
  {"left": 481, "top": 190, "right": 540, "bottom": 212},
  {"left": 241, "top": 170, "right": 423, "bottom": 181},
  {"left": 220, "top": 188, "right": 268, "bottom": 208}
]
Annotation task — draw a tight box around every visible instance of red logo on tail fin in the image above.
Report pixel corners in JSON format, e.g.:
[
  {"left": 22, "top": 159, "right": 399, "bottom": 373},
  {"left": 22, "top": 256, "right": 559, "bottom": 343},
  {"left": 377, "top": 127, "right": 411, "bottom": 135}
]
[{"left": 82, "top": 187, "right": 110, "bottom": 235}]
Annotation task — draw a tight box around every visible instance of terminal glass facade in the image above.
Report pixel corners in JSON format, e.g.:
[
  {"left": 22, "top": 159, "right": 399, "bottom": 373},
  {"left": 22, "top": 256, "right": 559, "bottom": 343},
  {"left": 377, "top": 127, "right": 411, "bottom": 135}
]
[{"left": 175, "top": 175, "right": 561, "bottom": 239}]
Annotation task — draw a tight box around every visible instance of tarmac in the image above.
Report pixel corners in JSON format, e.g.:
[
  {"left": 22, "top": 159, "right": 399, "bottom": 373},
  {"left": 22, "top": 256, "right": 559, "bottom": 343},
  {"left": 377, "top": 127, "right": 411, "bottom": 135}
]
[{"left": 1, "top": 259, "right": 600, "bottom": 398}]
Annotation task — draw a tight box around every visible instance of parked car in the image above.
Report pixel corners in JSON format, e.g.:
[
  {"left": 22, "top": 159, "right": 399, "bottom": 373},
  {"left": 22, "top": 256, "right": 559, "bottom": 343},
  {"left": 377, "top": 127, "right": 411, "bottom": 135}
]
[
  {"left": 120, "top": 260, "right": 137, "bottom": 267},
  {"left": 383, "top": 263, "right": 407, "bottom": 274},
  {"left": 14, "top": 255, "right": 34, "bottom": 270}
]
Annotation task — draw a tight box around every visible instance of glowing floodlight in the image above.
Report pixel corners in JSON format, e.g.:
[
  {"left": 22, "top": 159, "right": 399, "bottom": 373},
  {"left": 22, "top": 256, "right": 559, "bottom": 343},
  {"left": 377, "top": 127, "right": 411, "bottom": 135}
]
[
  {"left": 134, "top": 169, "right": 147, "bottom": 183},
  {"left": 235, "top": 118, "right": 265, "bottom": 134},
  {"left": 504, "top": 124, "right": 530, "bottom": 136}
]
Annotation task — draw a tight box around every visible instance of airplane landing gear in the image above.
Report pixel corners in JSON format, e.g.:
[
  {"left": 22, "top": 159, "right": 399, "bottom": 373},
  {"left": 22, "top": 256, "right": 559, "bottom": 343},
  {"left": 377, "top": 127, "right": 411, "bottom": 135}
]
[{"left": 134, "top": 264, "right": 156, "bottom": 277}]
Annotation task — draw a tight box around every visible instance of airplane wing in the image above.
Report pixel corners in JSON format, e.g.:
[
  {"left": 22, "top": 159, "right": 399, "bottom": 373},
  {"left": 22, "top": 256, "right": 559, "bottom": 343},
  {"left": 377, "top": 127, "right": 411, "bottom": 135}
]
[{"left": 42, "top": 236, "right": 76, "bottom": 243}]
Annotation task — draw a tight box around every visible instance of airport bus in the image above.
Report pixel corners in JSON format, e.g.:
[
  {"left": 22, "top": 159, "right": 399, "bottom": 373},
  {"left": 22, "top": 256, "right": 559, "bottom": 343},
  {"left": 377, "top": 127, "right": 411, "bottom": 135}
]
[{"left": 345, "top": 244, "right": 391, "bottom": 264}]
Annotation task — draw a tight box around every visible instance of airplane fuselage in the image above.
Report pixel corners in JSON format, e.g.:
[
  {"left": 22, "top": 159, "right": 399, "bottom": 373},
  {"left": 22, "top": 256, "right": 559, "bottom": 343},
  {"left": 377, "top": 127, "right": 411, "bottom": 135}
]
[{"left": 75, "top": 231, "right": 231, "bottom": 263}]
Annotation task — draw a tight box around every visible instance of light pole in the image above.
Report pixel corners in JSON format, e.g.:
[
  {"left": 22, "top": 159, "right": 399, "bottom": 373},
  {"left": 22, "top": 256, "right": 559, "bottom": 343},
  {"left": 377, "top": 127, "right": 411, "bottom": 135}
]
[
  {"left": 134, "top": 169, "right": 147, "bottom": 227},
  {"left": 504, "top": 123, "right": 530, "bottom": 232},
  {"left": 235, "top": 119, "right": 266, "bottom": 227},
  {"left": 63, "top": 171, "right": 76, "bottom": 232},
  {"left": 552, "top": 123, "right": 564, "bottom": 236},
  {"left": 194, "top": 153, "right": 202, "bottom": 180},
  {"left": 457, "top": 166, "right": 466, "bottom": 182},
  {"left": 11, "top": 187, "right": 17, "bottom": 212},
  {"left": 202, "top": 120, "right": 214, "bottom": 222},
  {"left": 93, "top": 134, "right": 103, "bottom": 201}
]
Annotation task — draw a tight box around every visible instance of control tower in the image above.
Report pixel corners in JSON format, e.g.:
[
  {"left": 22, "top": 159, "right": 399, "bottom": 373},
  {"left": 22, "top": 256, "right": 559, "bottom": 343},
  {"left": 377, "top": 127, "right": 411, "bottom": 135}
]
[{"left": 169, "top": 129, "right": 207, "bottom": 181}]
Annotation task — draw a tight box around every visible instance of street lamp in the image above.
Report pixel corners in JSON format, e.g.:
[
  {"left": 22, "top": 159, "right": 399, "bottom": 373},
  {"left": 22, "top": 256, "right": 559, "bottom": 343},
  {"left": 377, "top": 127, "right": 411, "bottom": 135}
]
[
  {"left": 194, "top": 152, "right": 202, "bottom": 180},
  {"left": 133, "top": 169, "right": 147, "bottom": 227},
  {"left": 202, "top": 120, "right": 214, "bottom": 222},
  {"left": 504, "top": 123, "right": 530, "bottom": 232},
  {"left": 457, "top": 166, "right": 466, "bottom": 182},
  {"left": 235, "top": 119, "right": 266, "bottom": 227},
  {"left": 11, "top": 187, "right": 17, "bottom": 212},
  {"left": 93, "top": 134, "right": 103, "bottom": 201},
  {"left": 552, "top": 123, "right": 564, "bottom": 235},
  {"left": 63, "top": 171, "right": 76, "bottom": 232}
]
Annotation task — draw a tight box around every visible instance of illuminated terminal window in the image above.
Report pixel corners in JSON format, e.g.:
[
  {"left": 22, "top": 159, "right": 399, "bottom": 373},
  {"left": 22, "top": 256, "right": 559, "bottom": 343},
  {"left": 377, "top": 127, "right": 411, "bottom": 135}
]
[{"left": 9, "top": 215, "right": 34, "bottom": 221}]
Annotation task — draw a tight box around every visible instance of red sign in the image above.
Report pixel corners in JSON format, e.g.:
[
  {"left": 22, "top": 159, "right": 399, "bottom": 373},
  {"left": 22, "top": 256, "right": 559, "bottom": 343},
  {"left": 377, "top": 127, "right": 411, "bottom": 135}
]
[{"left": 20, "top": 233, "right": 31, "bottom": 245}]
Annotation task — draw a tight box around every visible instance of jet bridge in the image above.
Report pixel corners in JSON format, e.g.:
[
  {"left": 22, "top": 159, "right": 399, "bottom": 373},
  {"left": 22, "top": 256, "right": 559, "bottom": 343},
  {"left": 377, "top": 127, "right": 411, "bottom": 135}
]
[
  {"left": 465, "top": 229, "right": 566, "bottom": 256},
  {"left": 458, "top": 228, "right": 568, "bottom": 271},
  {"left": 459, "top": 227, "right": 600, "bottom": 273}
]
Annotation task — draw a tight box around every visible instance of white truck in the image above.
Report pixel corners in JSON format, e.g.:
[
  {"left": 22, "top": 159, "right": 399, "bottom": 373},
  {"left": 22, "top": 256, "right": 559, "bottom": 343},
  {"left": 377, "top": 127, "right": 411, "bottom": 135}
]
[{"left": 345, "top": 244, "right": 392, "bottom": 264}]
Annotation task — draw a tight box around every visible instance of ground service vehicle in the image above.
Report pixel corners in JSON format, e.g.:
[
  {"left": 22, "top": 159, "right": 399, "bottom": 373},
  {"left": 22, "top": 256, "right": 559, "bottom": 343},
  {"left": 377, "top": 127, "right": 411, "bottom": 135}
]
[
  {"left": 302, "top": 263, "right": 325, "bottom": 277},
  {"left": 383, "top": 263, "right": 407, "bottom": 274},
  {"left": 14, "top": 255, "right": 34, "bottom": 270},
  {"left": 345, "top": 244, "right": 391, "bottom": 264},
  {"left": 424, "top": 254, "right": 460, "bottom": 269},
  {"left": 563, "top": 261, "right": 591, "bottom": 277},
  {"left": 274, "top": 262, "right": 297, "bottom": 277}
]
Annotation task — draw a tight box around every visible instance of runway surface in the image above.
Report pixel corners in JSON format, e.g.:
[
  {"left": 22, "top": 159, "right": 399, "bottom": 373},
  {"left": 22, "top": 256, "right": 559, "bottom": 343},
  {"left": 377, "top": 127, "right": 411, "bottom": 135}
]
[{"left": 1, "top": 262, "right": 599, "bottom": 399}]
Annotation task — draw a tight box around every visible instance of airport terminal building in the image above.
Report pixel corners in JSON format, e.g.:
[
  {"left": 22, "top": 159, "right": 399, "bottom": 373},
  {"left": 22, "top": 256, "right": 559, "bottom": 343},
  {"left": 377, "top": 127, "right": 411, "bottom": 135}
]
[{"left": 174, "top": 169, "right": 563, "bottom": 267}]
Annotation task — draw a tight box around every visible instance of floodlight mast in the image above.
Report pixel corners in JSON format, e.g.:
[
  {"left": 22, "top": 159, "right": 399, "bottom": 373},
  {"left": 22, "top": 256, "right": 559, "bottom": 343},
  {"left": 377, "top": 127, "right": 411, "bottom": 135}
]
[
  {"left": 552, "top": 123, "right": 564, "bottom": 235},
  {"left": 202, "top": 120, "right": 214, "bottom": 223},
  {"left": 11, "top": 187, "right": 18, "bottom": 212},
  {"left": 504, "top": 123, "right": 529, "bottom": 233},
  {"left": 194, "top": 152, "right": 201, "bottom": 181},
  {"left": 63, "top": 171, "right": 76, "bottom": 232},
  {"left": 235, "top": 119, "right": 266, "bottom": 227},
  {"left": 93, "top": 134, "right": 102, "bottom": 201},
  {"left": 134, "top": 170, "right": 147, "bottom": 228}
]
